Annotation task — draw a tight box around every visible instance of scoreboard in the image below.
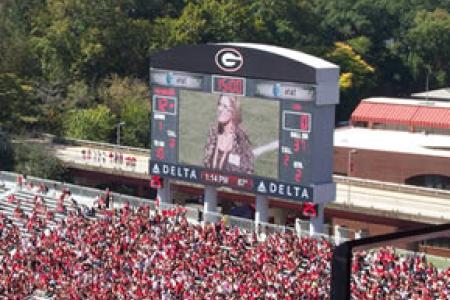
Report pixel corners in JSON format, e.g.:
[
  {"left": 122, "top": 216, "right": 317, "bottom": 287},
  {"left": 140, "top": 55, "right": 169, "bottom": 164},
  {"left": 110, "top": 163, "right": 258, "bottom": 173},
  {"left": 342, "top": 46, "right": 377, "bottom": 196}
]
[{"left": 149, "top": 44, "right": 338, "bottom": 204}]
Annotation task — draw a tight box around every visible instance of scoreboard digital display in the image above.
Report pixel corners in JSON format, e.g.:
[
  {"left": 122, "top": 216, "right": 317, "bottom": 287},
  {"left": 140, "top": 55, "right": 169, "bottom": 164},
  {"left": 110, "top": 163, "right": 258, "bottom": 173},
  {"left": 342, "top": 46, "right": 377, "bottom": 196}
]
[
  {"left": 149, "top": 44, "right": 338, "bottom": 205},
  {"left": 150, "top": 69, "right": 321, "bottom": 202}
]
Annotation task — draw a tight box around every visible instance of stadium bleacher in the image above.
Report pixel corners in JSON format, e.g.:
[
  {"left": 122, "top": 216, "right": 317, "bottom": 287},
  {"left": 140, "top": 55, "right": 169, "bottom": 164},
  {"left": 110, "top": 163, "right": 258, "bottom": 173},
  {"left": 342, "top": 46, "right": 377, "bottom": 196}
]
[{"left": 0, "top": 178, "right": 449, "bottom": 299}]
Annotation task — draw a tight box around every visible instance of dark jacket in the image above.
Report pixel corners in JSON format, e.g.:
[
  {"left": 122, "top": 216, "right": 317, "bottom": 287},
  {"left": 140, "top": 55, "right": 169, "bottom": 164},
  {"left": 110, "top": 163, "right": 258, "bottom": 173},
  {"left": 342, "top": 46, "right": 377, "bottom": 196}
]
[{"left": 203, "top": 125, "right": 254, "bottom": 174}]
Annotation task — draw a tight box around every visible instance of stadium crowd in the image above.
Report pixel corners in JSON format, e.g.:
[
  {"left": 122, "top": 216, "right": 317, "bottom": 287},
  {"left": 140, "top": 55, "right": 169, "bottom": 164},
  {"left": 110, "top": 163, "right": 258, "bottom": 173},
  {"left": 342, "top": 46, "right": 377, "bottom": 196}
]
[{"left": 0, "top": 184, "right": 449, "bottom": 299}]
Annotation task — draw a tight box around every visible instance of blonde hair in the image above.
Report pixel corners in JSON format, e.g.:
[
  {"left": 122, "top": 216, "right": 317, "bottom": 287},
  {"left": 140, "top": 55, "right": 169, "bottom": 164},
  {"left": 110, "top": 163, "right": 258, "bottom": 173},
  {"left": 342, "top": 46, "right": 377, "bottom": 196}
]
[{"left": 218, "top": 94, "right": 241, "bottom": 125}]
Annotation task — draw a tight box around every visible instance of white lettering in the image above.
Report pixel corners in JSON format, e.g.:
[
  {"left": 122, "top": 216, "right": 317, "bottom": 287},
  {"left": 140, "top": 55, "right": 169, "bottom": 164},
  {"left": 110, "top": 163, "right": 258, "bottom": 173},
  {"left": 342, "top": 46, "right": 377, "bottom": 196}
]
[
  {"left": 163, "top": 164, "right": 169, "bottom": 174},
  {"left": 278, "top": 184, "right": 285, "bottom": 195},
  {"left": 157, "top": 163, "right": 198, "bottom": 180},
  {"left": 281, "top": 146, "right": 292, "bottom": 154},
  {"left": 286, "top": 185, "right": 292, "bottom": 196},
  {"left": 154, "top": 140, "right": 165, "bottom": 147},
  {"left": 269, "top": 183, "right": 277, "bottom": 193},
  {"left": 237, "top": 178, "right": 245, "bottom": 186},
  {"left": 293, "top": 161, "right": 303, "bottom": 169},
  {"left": 154, "top": 114, "right": 166, "bottom": 120},
  {"left": 293, "top": 186, "right": 301, "bottom": 197},
  {"left": 152, "top": 164, "right": 160, "bottom": 174},
  {"left": 301, "top": 189, "right": 309, "bottom": 199},
  {"left": 290, "top": 131, "right": 302, "bottom": 139},
  {"left": 257, "top": 181, "right": 267, "bottom": 193}
]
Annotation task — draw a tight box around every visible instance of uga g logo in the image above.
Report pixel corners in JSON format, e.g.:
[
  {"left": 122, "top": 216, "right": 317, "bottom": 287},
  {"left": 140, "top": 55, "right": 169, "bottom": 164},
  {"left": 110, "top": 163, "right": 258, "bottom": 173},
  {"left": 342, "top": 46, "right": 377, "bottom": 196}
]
[{"left": 215, "top": 48, "right": 243, "bottom": 72}]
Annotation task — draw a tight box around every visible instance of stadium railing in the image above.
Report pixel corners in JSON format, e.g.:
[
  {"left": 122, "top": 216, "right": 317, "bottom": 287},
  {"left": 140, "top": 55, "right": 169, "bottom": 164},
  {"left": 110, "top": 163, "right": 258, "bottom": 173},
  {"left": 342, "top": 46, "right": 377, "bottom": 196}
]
[
  {"left": 0, "top": 171, "right": 352, "bottom": 243},
  {"left": 334, "top": 174, "right": 450, "bottom": 198},
  {"left": 49, "top": 135, "right": 450, "bottom": 198},
  {"left": 51, "top": 135, "right": 150, "bottom": 155}
]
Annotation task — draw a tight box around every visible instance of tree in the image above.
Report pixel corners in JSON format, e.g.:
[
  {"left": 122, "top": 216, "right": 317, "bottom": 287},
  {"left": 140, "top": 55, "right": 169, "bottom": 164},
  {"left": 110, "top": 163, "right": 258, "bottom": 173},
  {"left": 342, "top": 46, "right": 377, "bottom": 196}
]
[
  {"left": 153, "top": 0, "right": 252, "bottom": 49},
  {"left": 153, "top": 0, "right": 323, "bottom": 53},
  {"left": 326, "top": 42, "right": 375, "bottom": 121},
  {"left": 0, "top": 73, "right": 40, "bottom": 134},
  {"left": 120, "top": 98, "right": 150, "bottom": 147},
  {"left": 98, "top": 75, "right": 148, "bottom": 116},
  {"left": 29, "top": 0, "right": 153, "bottom": 82},
  {"left": 13, "top": 143, "right": 70, "bottom": 181},
  {"left": 64, "top": 105, "right": 116, "bottom": 142},
  {"left": 0, "top": 0, "right": 40, "bottom": 77},
  {"left": 98, "top": 75, "right": 150, "bottom": 147},
  {"left": 0, "top": 129, "right": 14, "bottom": 171},
  {"left": 245, "top": 0, "right": 323, "bottom": 51},
  {"left": 404, "top": 9, "right": 450, "bottom": 88}
]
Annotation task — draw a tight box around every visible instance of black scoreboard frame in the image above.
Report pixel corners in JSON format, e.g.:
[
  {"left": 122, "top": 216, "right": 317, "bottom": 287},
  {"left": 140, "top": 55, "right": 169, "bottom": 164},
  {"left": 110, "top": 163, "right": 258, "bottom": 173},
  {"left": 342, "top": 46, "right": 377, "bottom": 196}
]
[
  {"left": 149, "top": 43, "right": 339, "bottom": 204},
  {"left": 331, "top": 223, "right": 450, "bottom": 300}
]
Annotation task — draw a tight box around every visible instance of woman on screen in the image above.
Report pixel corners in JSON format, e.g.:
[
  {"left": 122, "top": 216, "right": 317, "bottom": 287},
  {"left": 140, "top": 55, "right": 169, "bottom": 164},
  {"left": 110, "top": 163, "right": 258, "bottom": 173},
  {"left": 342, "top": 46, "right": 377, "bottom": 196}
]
[{"left": 203, "top": 94, "right": 254, "bottom": 174}]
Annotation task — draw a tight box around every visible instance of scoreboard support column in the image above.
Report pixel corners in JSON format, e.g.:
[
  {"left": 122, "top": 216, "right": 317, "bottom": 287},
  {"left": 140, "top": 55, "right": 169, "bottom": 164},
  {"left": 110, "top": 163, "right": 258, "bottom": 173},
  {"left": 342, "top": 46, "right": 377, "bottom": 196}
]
[
  {"left": 203, "top": 186, "right": 218, "bottom": 222},
  {"left": 157, "top": 178, "right": 172, "bottom": 204},
  {"left": 309, "top": 203, "right": 324, "bottom": 235},
  {"left": 255, "top": 195, "right": 269, "bottom": 224}
]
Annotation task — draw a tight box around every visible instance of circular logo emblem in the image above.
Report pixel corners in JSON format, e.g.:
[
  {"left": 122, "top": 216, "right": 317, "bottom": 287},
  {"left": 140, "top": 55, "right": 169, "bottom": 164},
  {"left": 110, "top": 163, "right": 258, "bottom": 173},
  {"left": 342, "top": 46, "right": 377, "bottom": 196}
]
[{"left": 215, "top": 48, "right": 243, "bottom": 72}]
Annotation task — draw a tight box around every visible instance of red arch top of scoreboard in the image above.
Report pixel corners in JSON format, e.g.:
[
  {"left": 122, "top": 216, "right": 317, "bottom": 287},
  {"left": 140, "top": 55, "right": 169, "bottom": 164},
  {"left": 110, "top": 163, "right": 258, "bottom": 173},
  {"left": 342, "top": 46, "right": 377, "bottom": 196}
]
[{"left": 149, "top": 43, "right": 339, "bottom": 204}]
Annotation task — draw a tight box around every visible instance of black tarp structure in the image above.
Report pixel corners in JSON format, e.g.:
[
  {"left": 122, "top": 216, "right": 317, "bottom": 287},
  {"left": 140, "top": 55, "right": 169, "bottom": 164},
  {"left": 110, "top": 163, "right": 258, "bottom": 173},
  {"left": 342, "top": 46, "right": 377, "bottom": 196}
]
[{"left": 331, "top": 223, "right": 450, "bottom": 300}]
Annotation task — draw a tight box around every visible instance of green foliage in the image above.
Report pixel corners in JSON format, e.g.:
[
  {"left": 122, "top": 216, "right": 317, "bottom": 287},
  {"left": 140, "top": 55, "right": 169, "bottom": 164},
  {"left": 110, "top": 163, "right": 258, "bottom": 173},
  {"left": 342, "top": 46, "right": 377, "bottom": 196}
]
[
  {"left": 29, "top": 0, "right": 153, "bottom": 82},
  {"left": 97, "top": 75, "right": 150, "bottom": 147},
  {"left": 154, "top": 0, "right": 251, "bottom": 49},
  {"left": 326, "top": 42, "right": 376, "bottom": 120},
  {"left": 98, "top": 75, "right": 148, "bottom": 115},
  {"left": 0, "top": 0, "right": 449, "bottom": 134},
  {"left": 12, "top": 143, "right": 70, "bottom": 181},
  {"left": 64, "top": 105, "right": 116, "bottom": 142},
  {"left": 0, "top": 73, "right": 40, "bottom": 134},
  {"left": 404, "top": 9, "right": 450, "bottom": 87},
  {"left": 0, "top": 130, "right": 14, "bottom": 171},
  {"left": 327, "top": 42, "right": 375, "bottom": 91},
  {"left": 120, "top": 99, "right": 150, "bottom": 147}
]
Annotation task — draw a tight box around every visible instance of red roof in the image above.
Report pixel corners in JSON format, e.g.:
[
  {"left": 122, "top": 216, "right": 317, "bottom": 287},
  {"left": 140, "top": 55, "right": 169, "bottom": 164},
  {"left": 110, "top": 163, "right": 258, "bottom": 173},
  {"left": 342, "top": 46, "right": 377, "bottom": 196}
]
[
  {"left": 412, "top": 107, "right": 450, "bottom": 129},
  {"left": 351, "top": 101, "right": 450, "bottom": 129}
]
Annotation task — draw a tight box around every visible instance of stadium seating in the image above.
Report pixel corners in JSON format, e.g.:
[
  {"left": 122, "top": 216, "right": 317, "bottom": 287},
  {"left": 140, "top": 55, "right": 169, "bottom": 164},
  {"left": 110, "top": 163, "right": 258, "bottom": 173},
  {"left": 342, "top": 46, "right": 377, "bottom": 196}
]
[{"left": 0, "top": 183, "right": 449, "bottom": 299}]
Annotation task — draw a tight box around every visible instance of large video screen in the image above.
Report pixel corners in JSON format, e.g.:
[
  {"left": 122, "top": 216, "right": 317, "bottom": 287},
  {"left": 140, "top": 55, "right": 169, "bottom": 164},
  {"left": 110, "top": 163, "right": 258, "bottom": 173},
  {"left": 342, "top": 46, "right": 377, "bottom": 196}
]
[
  {"left": 179, "top": 90, "right": 279, "bottom": 179},
  {"left": 150, "top": 69, "right": 316, "bottom": 202}
]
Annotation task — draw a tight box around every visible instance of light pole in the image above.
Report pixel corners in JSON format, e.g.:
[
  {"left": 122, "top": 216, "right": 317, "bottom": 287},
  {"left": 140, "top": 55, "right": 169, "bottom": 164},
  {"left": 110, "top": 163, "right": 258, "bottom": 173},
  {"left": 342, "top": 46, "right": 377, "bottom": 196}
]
[
  {"left": 347, "top": 149, "right": 357, "bottom": 204},
  {"left": 116, "top": 121, "right": 125, "bottom": 146},
  {"left": 425, "top": 66, "right": 432, "bottom": 101}
]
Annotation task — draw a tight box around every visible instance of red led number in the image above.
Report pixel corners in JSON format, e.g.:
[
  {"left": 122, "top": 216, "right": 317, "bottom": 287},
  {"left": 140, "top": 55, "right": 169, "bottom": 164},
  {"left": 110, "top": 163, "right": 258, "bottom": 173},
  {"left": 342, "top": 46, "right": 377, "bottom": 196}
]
[
  {"left": 300, "top": 114, "right": 310, "bottom": 131},
  {"left": 283, "top": 154, "right": 290, "bottom": 166},
  {"left": 168, "top": 138, "right": 176, "bottom": 148},
  {"left": 216, "top": 78, "right": 243, "bottom": 94},
  {"left": 292, "top": 103, "right": 302, "bottom": 111},
  {"left": 157, "top": 97, "right": 168, "bottom": 112},
  {"left": 155, "top": 147, "right": 165, "bottom": 160},
  {"left": 295, "top": 169, "right": 302, "bottom": 183},
  {"left": 294, "top": 139, "right": 308, "bottom": 152},
  {"left": 159, "top": 121, "right": 164, "bottom": 132},
  {"left": 294, "top": 139, "right": 300, "bottom": 153}
]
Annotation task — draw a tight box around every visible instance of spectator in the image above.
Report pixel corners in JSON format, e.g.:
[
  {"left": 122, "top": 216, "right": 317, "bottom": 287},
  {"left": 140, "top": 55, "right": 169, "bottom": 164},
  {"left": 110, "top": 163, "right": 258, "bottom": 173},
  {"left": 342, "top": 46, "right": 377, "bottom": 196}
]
[{"left": 0, "top": 193, "right": 448, "bottom": 299}]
